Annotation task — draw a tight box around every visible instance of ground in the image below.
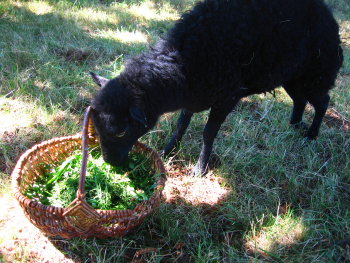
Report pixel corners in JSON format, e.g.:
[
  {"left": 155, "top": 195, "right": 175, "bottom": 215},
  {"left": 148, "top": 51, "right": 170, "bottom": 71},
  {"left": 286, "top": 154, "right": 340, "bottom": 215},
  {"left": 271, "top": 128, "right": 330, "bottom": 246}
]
[{"left": 0, "top": 0, "right": 350, "bottom": 262}]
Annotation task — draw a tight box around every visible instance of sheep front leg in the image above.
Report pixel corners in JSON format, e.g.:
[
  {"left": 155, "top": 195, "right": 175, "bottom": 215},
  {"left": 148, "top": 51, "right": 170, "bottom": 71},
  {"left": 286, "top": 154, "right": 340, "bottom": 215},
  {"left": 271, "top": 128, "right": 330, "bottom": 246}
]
[
  {"left": 191, "top": 103, "right": 236, "bottom": 177},
  {"left": 161, "top": 109, "right": 193, "bottom": 156}
]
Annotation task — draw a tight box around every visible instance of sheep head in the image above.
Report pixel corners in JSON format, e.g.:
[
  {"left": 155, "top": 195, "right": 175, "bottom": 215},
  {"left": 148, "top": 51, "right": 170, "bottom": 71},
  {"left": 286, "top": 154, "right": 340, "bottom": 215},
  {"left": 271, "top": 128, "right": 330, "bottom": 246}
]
[{"left": 90, "top": 72, "right": 149, "bottom": 166}]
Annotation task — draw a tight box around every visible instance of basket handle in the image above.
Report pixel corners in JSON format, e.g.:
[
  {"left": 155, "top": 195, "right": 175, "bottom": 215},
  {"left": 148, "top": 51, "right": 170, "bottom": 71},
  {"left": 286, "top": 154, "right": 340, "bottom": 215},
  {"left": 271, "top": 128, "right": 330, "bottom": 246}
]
[
  {"left": 76, "top": 106, "right": 92, "bottom": 199},
  {"left": 62, "top": 106, "right": 102, "bottom": 230}
]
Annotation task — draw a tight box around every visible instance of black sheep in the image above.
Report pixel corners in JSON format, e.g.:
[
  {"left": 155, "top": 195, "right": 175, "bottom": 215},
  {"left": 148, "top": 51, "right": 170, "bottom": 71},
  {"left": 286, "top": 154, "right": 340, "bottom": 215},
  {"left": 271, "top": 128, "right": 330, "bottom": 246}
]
[{"left": 90, "top": 0, "right": 343, "bottom": 176}]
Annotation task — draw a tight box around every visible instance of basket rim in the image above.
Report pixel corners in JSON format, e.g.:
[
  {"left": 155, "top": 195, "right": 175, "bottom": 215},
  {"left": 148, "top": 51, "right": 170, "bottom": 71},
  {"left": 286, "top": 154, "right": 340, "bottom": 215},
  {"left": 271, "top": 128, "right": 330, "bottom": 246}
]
[{"left": 11, "top": 133, "right": 166, "bottom": 215}]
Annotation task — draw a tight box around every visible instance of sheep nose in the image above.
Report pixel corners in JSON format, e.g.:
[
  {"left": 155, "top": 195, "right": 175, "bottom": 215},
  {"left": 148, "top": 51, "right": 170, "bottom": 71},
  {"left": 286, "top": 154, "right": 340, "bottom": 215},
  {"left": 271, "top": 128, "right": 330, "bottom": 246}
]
[{"left": 103, "top": 153, "right": 128, "bottom": 166}]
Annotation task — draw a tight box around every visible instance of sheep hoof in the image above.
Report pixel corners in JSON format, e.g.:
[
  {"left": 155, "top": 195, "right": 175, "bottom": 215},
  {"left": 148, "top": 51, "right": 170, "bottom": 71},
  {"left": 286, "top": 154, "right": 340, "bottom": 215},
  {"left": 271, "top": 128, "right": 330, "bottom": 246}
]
[
  {"left": 159, "top": 148, "right": 175, "bottom": 158},
  {"left": 291, "top": 121, "right": 308, "bottom": 130},
  {"left": 190, "top": 164, "right": 207, "bottom": 177},
  {"left": 305, "top": 133, "right": 318, "bottom": 140}
]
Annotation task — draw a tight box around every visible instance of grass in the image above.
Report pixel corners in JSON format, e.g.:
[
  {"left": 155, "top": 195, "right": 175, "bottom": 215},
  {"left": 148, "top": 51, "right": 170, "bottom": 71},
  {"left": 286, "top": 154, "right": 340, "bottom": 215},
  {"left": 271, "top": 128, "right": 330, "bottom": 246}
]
[{"left": 0, "top": 0, "right": 350, "bottom": 262}]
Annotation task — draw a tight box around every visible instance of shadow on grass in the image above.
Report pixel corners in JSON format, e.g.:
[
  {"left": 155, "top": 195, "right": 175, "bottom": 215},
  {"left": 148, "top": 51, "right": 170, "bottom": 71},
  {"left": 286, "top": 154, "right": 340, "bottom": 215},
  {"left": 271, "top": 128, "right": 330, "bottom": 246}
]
[
  {"left": 45, "top": 201, "right": 241, "bottom": 262},
  {"left": 36, "top": 193, "right": 349, "bottom": 262},
  {"left": 43, "top": 0, "right": 197, "bottom": 12},
  {"left": 1, "top": 1, "right": 350, "bottom": 262},
  {"left": 2, "top": 96, "right": 350, "bottom": 262},
  {"left": 1, "top": 0, "right": 349, "bottom": 174},
  {"left": 2, "top": 86, "right": 350, "bottom": 262},
  {"left": 0, "top": 0, "right": 177, "bottom": 174},
  {"left": 0, "top": 0, "right": 182, "bottom": 107}
]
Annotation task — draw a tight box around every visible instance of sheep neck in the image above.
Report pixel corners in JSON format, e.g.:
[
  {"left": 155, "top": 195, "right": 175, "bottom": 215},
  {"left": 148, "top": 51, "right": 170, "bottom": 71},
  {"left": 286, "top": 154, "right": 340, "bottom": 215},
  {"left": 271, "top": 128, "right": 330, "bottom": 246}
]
[{"left": 121, "top": 51, "right": 187, "bottom": 122}]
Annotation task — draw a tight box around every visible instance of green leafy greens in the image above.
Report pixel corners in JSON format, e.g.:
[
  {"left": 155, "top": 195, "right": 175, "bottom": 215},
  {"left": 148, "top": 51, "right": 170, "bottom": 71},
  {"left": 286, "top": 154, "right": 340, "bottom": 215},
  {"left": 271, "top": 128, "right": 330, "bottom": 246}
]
[{"left": 24, "top": 151, "right": 159, "bottom": 210}]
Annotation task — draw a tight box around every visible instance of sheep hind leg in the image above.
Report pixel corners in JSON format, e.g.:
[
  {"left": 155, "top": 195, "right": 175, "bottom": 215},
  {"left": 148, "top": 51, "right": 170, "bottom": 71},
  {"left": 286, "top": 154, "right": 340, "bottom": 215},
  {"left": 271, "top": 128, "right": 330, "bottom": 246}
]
[
  {"left": 161, "top": 109, "right": 193, "bottom": 156},
  {"left": 305, "top": 92, "right": 330, "bottom": 139},
  {"left": 284, "top": 84, "right": 308, "bottom": 130}
]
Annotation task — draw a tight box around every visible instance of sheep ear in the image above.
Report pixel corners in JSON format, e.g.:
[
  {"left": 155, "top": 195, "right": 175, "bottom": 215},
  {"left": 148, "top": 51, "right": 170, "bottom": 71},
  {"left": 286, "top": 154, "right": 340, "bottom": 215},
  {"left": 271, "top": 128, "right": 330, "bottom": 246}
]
[
  {"left": 90, "top": 72, "right": 109, "bottom": 87},
  {"left": 129, "top": 105, "right": 148, "bottom": 128}
]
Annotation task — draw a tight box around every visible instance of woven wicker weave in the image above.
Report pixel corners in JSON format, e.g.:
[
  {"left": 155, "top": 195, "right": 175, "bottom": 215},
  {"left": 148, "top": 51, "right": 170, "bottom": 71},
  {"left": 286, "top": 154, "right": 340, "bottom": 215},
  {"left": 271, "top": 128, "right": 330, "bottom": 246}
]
[{"left": 11, "top": 107, "right": 166, "bottom": 239}]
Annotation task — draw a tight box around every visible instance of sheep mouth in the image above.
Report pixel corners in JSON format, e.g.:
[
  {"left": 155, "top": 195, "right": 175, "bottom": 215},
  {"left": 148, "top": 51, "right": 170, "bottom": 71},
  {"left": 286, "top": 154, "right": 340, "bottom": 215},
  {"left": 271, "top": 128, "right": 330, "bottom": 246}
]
[{"left": 102, "top": 152, "right": 128, "bottom": 167}]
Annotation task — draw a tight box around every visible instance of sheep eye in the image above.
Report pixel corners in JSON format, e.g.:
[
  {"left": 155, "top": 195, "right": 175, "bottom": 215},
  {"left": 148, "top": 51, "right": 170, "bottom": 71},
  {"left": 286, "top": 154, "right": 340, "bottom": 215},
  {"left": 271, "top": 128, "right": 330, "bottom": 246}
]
[{"left": 115, "top": 130, "right": 126, "bottom": 138}]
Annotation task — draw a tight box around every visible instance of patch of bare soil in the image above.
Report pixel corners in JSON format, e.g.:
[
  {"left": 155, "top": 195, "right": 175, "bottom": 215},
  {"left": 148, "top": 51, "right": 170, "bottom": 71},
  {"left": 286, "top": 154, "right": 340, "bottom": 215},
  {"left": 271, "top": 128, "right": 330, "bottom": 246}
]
[
  {"left": 163, "top": 164, "right": 231, "bottom": 207},
  {"left": 323, "top": 107, "right": 350, "bottom": 132},
  {"left": 0, "top": 194, "right": 76, "bottom": 263},
  {"left": 238, "top": 98, "right": 260, "bottom": 113},
  {"left": 54, "top": 48, "right": 95, "bottom": 63}
]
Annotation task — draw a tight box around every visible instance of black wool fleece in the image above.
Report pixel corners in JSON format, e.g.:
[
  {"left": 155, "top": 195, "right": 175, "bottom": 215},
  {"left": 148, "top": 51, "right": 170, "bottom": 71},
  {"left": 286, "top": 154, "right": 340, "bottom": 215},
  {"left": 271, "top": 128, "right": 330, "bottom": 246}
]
[{"left": 91, "top": 0, "right": 343, "bottom": 176}]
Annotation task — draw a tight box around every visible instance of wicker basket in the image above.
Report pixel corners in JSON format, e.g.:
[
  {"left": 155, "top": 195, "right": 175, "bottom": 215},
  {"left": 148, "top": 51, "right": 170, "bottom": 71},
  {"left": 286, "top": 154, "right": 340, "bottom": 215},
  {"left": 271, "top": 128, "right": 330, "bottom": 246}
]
[{"left": 11, "top": 107, "right": 166, "bottom": 239}]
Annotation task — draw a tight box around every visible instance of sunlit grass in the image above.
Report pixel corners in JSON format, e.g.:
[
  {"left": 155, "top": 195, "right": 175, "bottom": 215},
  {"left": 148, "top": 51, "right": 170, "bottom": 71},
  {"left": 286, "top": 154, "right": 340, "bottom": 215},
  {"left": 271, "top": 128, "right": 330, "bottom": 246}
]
[
  {"left": 69, "top": 7, "right": 119, "bottom": 25},
  {"left": 94, "top": 28, "right": 148, "bottom": 44},
  {"left": 245, "top": 210, "right": 306, "bottom": 258},
  {"left": 0, "top": 98, "right": 36, "bottom": 133},
  {"left": 340, "top": 20, "right": 350, "bottom": 45},
  {"left": 0, "top": 0, "right": 349, "bottom": 262},
  {"left": 128, "top": 1, "right": 179, "bottom": 21},
  {"left": 26, "top": 1, "right": 52, "bottom": 15}
]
